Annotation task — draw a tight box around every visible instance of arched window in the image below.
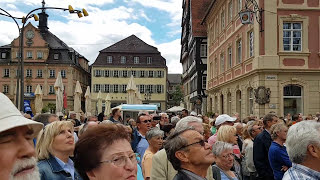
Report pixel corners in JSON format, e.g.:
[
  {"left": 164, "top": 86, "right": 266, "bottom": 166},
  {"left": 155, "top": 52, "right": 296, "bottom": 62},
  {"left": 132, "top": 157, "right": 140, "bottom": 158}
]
[
  {"left": 227, "top": 92, "right": 232, "bottom": 115},
  {"left": 215, "top": 96, "right": 218, "bottom": 113},
  {"left": 220, "top": 94, "right": 224, "bottom": 114},
  {"left": 248, "top": 88, "right": 254, "bottom": 115},
  {"left": 283, "top": 85, "right": 303, "bottom": 116},
  {"left": 236, "top": 90, "right": 241, "bottom": 117}
]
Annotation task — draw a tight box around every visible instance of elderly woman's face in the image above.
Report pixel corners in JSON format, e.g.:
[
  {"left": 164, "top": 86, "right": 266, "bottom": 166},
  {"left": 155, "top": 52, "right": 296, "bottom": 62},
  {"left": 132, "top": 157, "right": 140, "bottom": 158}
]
[
  {"left": 51, "top": 126, "right": 74, "bottom": 155},
  {"left": 148, "top": 135, "right": 163, "bottom": 150},
  {"left": 88, "top": 139, "right": 137, "bottom": 180},
  {"left": 230, "top": 131, "right": 238, "bottom": 145},
  {"left": 215, "top": 149, "right": 234, "bottom": 170}
]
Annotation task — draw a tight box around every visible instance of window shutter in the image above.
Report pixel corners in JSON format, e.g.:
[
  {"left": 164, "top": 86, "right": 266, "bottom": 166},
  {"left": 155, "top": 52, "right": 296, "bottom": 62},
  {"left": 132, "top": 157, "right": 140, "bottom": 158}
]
[
  {"left": 102, "top": 70, "right": 105, "bottom": 77},
  {"left": 154, "top": 71, "right": 157, "bottom": 78},
  {"left": 128, "top": 71, "right": 131, "bottom": 77},
  {"left": 119, "top": 70, "right": 122, "bottom": 77},
  {"left": 161, "top": 85, "right": 164, "bottom": 93},
  {"left": 110, "top": 85, "right": 113, "bottom": 93},
  {"left": 119, "top": 85, "right": 123, "bottom": 93},
  {"left": 93, "top": 70, "right": 96, "bottom": 77},
  {"left": 110, "top": 70, "right": 113, "bottom": 77}
]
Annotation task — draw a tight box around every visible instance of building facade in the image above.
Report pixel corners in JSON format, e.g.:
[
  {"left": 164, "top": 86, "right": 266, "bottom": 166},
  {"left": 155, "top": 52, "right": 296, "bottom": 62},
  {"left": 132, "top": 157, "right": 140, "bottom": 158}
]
[
  {"left": 167, "top": 74, "right": 182, "bottom": 108},
  {"left": 180, "top": 0, "right": 211, "bottom": 114},
  {"left": 91, "top": 35, "right": 167, "bottom": 113},
  {"left": 0, "top": 12, "right": 90, "bottom": 113},
  {"left": 204, "top": 0, "right": 320, "bottom": 119}
]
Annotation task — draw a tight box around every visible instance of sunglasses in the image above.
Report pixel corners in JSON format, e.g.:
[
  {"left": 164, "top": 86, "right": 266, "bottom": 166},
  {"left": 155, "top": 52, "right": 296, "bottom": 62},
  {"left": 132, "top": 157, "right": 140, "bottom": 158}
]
[
  {"left": 178, "top": 139, "right": 205, "bottom": 150},
  {"left": 141, "top": 120, "right": 152, "bottom": 123}
]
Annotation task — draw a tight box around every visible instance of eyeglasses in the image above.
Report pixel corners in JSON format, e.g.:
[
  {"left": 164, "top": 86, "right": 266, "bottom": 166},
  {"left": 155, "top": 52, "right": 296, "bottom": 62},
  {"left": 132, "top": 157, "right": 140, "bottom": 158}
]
[
  {"left": 178, "top": 139, "right": 205, "bottom": 151},
  {"left": 99, "top": 153, "right": 140, "bottom": 167},
  {"left": 220, "top": 153, "right": 234, "bottom": 159},
  {"left": 141, "top": 120, "right": 152, "bottom": 123}
]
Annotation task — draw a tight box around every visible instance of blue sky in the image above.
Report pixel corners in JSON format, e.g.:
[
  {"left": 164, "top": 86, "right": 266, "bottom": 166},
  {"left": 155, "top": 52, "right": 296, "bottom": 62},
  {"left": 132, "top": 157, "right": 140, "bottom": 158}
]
[{"left": 0, "top": 0, "right": 182, "bottom": 73}]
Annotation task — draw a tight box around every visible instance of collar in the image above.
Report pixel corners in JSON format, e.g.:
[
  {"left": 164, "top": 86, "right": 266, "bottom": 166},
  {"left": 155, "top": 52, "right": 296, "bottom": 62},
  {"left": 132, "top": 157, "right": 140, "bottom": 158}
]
[
  {"left": 47, "top": 154, "right": 65, "bottom": 173},
  {"left": 137, "top": 131, "right": 145, "bottom": 138},
  {"left": 181, "top": 169, "right": 207, "bottom": 180},
  {"left": 54, "top": 156, "right": 74, "bottom": 169},
  {"left": 291, "top": 163, "right": 320, "bottom": 178}
]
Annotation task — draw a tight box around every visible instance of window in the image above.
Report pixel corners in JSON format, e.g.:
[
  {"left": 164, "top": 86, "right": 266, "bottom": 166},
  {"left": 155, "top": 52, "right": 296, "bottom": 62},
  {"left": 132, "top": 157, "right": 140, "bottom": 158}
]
[
  {"left": 37, "top": 69, "right": 43, "bottom": 78},
  {"left": 237, "top": 40, "right": 242, "bottom": 64},
  {"left": 26, "top": 51, "right": 32, "bottom": 58},
  {"left": 228, "top": 1, "right": 233, "bottom": 22},
  {"left": 283, "top": 22, "right": 302, "bottom": 51},
  {"left": 1, "top": 52, "right": 6, "bottom": 59},
  {"left": 104, "top": 84, "right": 110, "bottom": 93},
  {"left": 147, "top": 57, "right": 152, "bottom": 64},
  {"left": 284, "top": 85, "right": 303, "bottom": 116},
  {"left": 37, "top": 51, "right": 43, "bottom": 59},
  {"left": 3, "top": 85, "right": 9, "bottom": 94},
  {"left": 220, "top": 53, "right": 225, "bottom": 73},
  {"left": 49, "top": 85, "right": 55, "bottom": 94},
  {"left": 146, "top": 85, "right": 153, "bottom": 93},
  {"left": 105, "top": 70, "right": 110, "bottom": 77},
  {"left": 131, "top": 70, "right": 136, "bottom": 77},
  {"left": 94, "top": 84, "right": 101, "bottom": 92},
  {"left": 228, "top": 47, "right": 232, "bottom": 69},
  {"left": 139, "top": 85, "right": 145, "bottom": 93},
  {"left": 202, "top": 76, "right": 207, "bottom": 89},
  {"left": 4, "top": 69, "right": 9, "bottom": 77},
  {"left": 114, "top": 84, "right": 119, "bottom": 93},
  {"left": 107, "top": 56, "right": 112, "bottom": 63},
  {"left": 200, "top": 44, "right": 207, "bottom": 57},
  {"left": 140, "top": 71, "right": 145, "bottom": 77},
  {"left": 221, "top": 11, "right": 225, "bottom": 30},
  {"left": 247, "top": 88, "right": 254, "bottom": 115},
  {"left": 16, "top": 52, "right": 21, "bottom": 58},
  {"left": 121, "top": 56, "right": 126, "bottom": 64},
  {"left": 49, "top": 70, "right": 55, "bottom": 78},
  {"left": 122, "top": 84, "right": 127, "bottom": 93},
  {"left": 114, "top": 70, "right": 119, "bottom": 77},
  {"left": 249, "top": 31, "right": 254, "bottom": 57},
  {"left": 95, "top": 70, "right": 101, "bottom": 77},
  {"left": 53, "top": 53, "right": 59, "bottom": 60},
  {"left": 26, "top": 85, "right": 32, "bottom": 93},
  {"left": 156, "top": 85, "right": 162, "bottom": 93},
  {"left": 122, "top": 70, "right": 128, "bottom": 77},
  {"left": 134, "top": 57, "right": 139, "bottom": 64},
  {"left": 148, "top": 71, "right": 153, "bottom": 77},
  {"left": 157, "top": 71, "right": 163, "bottom": 78},
  {"left": 214, "top": 58, "right": 218, "bottom": 76},
  {"left": 61, "top": 70, "right": 66, "bottom": 78},
  {"left": 26, "top": 69, "right": 32, "bottom": 77},
  {"left": 236, "top": 90, "right": 242, "bottom": 117},
  {"left": 238, "top": 0, "right": 242, "bottom": 12}
]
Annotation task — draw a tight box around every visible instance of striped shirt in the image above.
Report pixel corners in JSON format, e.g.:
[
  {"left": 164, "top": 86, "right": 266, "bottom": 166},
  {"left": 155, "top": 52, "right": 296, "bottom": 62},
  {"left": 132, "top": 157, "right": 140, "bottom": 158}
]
[{"left": 282, "top": 163, "right": 320, "bottom": 180}]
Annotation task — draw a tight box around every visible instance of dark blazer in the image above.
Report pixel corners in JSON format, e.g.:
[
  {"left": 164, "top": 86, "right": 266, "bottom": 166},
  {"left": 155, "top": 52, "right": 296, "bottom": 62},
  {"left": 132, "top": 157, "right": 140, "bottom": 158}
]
[
  {"left": 253, "top": 129, "right": 274, "bottom": 180},
  {"left": 131, "top": 128, "right": 142, "bottom": 152},
  {"left": 172, "top": 170, "right": 193, "bottom": 180}
]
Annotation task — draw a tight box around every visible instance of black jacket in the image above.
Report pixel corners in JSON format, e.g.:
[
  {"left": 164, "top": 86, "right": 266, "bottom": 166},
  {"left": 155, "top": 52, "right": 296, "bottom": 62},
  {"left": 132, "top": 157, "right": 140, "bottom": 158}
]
[
  {"left": 173, "top": 170, "right": 193, "bottom": 180},
  {"left": 253, "top": 129, "right": 274, "bottom": 179}
]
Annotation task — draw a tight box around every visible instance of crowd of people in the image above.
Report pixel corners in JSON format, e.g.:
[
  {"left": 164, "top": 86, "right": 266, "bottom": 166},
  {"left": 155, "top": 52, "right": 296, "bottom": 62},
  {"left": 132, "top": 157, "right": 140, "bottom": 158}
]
[{"left": 0, "top": 92, "right": 320, "bottom": 180}]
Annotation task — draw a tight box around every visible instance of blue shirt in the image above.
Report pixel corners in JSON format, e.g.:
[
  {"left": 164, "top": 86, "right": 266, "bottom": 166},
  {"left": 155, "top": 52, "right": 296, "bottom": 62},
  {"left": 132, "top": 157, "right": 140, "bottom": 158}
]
[
  {"left": 137, "top": 163, "right": 144, "bottom": 180},
  {"left": 54, "top": 157, "right": 75, "bottom": 180},
  {"left": 283, "top": 163, "right": 320, "bottom": 180},
  {"left": 136, "top": 132, "right": 149, "bottom": 166},
  {"left": 268, "top": 141, "right": 292, "bottom": 180}
]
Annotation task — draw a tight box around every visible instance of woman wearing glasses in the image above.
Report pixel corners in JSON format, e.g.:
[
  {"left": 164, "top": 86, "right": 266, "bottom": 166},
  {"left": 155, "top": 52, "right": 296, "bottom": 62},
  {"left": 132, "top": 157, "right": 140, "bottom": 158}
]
[
  {"left": 212, "top": 141, "right": 241, "bottom": 180},
  {"left": 36, "top": 121, "right": 82, "bottom": 180},
  {"left": 74, "top": 124, "right": 138, "bottom": 180}
]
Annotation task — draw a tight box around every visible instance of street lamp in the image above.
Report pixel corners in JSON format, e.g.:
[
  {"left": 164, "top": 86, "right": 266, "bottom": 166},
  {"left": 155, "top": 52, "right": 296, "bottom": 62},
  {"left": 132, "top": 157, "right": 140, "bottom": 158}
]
[
  {"left": 238, "top": 0, "right": 264, "bottom": 32},
  {"left": 144, "top": 90, "right": 151, "bottom": 104},
  {"left": 0, "top": 0, "right": 88, "bottom": 110}
]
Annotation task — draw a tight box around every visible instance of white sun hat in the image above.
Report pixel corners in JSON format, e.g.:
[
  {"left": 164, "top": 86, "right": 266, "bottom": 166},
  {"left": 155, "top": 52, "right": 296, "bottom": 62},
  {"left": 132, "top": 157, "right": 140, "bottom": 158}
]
[
  {"left": 215, "top": 114, "right": 237, "bottom": 126},
  {"left": 0, "top": 93, "right": 43, "bottom": 136}
]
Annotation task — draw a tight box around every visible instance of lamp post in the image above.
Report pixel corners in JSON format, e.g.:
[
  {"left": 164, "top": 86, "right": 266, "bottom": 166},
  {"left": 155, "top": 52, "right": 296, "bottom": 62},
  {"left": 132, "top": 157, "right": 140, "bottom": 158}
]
[
  {"left": 0, "top": 0, "right": 88, "bottom": 110},
  {"left": 238, "top": 0, "right": 264, "bottom": 32},
  {"left": 144, "top": 90, "right": 151, "bottom": 104}
]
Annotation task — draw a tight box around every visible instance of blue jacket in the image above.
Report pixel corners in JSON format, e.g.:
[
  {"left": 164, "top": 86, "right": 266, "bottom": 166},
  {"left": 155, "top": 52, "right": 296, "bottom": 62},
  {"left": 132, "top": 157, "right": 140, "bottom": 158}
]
[
  {"left": 131, "top": 128, "right": 142, "bottom": 152},
  {"left": 37, "top": 154, "right": 83, "bottom": 180},
  {"left": 253, "top": 129, "right": 274, "bottom": 179},
  {"left": 268, "top": 142, "right": 292, "bottom": 180}
]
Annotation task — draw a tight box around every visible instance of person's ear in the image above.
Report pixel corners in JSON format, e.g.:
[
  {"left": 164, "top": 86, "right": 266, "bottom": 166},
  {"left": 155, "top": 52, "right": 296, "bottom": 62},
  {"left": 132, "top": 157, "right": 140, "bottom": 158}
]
[
  {"left": 175, "top": 150, "right": 189, "bottom": 163},
  {"left": 86, "top": 169, "right": 98, "bottom": 180},
  {"left": 307, "top": 144, "right": 320, "bottom": 158}
]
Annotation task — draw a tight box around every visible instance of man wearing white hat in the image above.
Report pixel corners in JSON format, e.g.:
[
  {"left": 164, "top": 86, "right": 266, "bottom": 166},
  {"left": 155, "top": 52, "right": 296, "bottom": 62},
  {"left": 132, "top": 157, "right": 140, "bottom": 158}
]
[
  {"left": 0, "top": 93, "right": 43, "bottom": 180},
  {"left": 207, "top": 114, "right": 236, "bottom": 145}
]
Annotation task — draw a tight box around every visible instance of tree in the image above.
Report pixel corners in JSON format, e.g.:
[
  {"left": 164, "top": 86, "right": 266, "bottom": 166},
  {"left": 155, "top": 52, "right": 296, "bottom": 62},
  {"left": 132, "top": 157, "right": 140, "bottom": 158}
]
[{"left": 172, "top": 85, "right": 183, "bottom": 106}]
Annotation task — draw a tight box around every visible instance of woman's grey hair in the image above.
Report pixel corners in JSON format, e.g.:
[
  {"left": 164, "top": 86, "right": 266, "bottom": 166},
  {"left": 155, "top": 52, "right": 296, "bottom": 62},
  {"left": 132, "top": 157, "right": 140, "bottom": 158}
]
[
  {"left": 212, "top": 141, "right": 234, "bottom": 156},
  {"left": 286, "top": 120, "right": 320, "bottom": 164},
  {"left": 146, "top": 128, "right": 164, "bottom": 141},
  {"left": 270, "top": 123, "right": 287, "bottom": 140},
  {"left": 175, "top": 116, "right": 202, "bottom": 131},
  {"left": 171, "top": 116, "right": 180, "bottom": 126},
  {"left": 164, "top": 127, "right": 195, "bottom": 170}
]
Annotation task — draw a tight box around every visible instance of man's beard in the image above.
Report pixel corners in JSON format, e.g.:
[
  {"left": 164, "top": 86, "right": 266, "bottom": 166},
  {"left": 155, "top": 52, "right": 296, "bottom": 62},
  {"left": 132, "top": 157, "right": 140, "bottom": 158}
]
[{"left": 9, "top": 157, "right": 40, "bottom": 180}]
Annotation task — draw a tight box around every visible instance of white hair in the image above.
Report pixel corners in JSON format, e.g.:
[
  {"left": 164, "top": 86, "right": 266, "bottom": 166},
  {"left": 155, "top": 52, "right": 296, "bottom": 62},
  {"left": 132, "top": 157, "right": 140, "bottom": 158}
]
[
  {"left": 212, "top": 141, "right": 233, "bottom": 156},
  {"left": 159, "top": 112, "right": 168, "bottom": 117},
  {"left": 286, "top": 120, "right": 320, "bottom": 164},
  {"left": 175, "top": 116, "right": 202, "bottom": 131}
]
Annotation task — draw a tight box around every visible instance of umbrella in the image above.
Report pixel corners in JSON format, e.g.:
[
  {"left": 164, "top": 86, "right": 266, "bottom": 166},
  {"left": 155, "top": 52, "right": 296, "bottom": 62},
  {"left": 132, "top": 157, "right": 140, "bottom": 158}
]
[
  {"left": 104, "top": 93, "right": 111, "bottom": 116},
  {"left": 134, "top": 91, "right": 143, "bottom": 104},
  {"left": 84, "top": 86, "right": 92, "bottom": 117},
  {"left": 74, "top": 81, "right": 82, "bottom": 120},
  {"left": 97, "top": 90, "right": 102, "bottom": 114},
  {"left": 126, "top": 75, "right": 137, "bottom": 104},
  {"left": 34, "top": 84, "right": 43, "bottom": 115},
  {"left": 54, "top": 73, "right": 64, "bottom": 116},
  {"left": 167, "top": 106, "right": 185, "bottom": 112}
]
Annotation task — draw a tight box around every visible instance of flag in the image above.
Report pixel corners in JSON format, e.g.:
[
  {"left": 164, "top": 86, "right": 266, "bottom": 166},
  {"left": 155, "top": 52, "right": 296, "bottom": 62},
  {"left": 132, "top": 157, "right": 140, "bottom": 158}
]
[{"left": 63, "top": 89, "right": 67, "bottom": 109}]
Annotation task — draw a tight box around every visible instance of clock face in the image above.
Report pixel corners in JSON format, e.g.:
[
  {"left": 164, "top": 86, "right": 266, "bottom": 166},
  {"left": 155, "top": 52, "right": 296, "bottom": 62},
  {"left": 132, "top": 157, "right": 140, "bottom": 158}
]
[{"left": 26, "top": 30, "right": 34, "bottom": 39}]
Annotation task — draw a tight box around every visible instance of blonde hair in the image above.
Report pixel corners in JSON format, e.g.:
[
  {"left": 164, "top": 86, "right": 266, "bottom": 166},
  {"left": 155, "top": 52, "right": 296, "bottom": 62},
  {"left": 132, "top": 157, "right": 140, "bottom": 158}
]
[
  {"left": 217, "top": 125, "right": 236, "bottom": 144},
  {"left": 270, "top": 123, "right": 287, "bottom": 140},
  {"left": 36, "top": 121, "right": 74, "bottom": 160}
]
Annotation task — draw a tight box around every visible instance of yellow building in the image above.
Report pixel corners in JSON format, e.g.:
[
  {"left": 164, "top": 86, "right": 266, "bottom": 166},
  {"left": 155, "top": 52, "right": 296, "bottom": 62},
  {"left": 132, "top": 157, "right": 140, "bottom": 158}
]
[{"left": 91, "top": 35, "right": 167, "bottom": 113}]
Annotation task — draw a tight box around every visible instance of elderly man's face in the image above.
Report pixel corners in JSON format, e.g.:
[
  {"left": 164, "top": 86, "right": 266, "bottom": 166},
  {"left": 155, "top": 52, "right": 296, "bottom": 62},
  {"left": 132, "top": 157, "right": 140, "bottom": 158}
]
[
  {"left": 160, "top": 114, "right": 169, "bottom": 125},
  {"left": 0, "top": 126, "right": 40, "bottom": 180},
  {"left": 137, "top": 115, "right": 152, "bottom": 134},
  {"left": 70, "top": 113, "right": 76, "bottom": 119},
  {"left": 177, "top": 130, "right": 214, "bottom": 167}
]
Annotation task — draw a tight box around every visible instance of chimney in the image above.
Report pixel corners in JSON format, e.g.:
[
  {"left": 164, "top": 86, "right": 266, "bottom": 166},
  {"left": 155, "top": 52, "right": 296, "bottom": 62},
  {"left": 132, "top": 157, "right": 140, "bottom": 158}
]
[{"left": 38, "top": 12, "right": 49, "bottom": 32}]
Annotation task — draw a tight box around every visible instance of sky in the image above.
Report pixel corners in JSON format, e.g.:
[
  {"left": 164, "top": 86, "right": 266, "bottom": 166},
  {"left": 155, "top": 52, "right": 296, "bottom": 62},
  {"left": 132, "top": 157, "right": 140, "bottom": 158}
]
[{"left": 0, "top": 0, "right": 182, "bottom": 73}]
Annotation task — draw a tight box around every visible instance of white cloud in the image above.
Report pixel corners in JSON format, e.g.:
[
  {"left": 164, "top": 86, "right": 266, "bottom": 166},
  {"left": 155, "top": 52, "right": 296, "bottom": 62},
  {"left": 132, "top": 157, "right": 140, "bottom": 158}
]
[{"left": 157, "top": 39, "right": 182, "bottom": 74}]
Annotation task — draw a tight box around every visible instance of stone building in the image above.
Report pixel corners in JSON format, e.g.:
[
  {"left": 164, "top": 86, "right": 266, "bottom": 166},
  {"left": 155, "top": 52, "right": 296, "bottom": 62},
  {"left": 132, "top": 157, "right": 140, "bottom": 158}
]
[
  {"left": 203, "top": 0, "right": 320, "bottom": 118},
  {"left": 167, "top": 74, "right": 182, "bottom": 108}
]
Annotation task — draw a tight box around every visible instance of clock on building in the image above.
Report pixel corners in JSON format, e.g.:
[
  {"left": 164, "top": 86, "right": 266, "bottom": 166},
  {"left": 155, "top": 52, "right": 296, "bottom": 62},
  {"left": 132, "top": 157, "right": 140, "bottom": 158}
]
[{"left": 26, "top": 30, "right": 34, "bottom": 39}]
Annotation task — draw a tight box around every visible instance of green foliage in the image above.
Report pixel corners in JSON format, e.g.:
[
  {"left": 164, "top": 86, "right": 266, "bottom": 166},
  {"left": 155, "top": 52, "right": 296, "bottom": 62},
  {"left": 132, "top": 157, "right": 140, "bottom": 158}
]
[
  {"left": 172, "top": 85, "right": 183, "bottom": 106},
  {"left": 42, "top": 103, "right": 56, "bottom": 114}
]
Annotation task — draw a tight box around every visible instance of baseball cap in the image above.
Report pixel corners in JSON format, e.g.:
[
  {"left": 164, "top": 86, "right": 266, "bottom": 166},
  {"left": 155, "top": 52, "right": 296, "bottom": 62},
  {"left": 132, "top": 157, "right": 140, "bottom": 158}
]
[
  {"left": 215, "top": 114, "right": 236, "bottom": 126},
  {"left": 0, "top": 93, "right": 43, "bottom": 137},
  {"left": 190, "top": 111, "right": 197, "bottom": 116}
]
